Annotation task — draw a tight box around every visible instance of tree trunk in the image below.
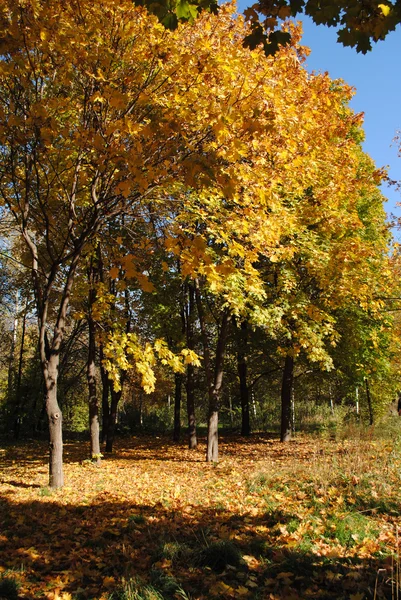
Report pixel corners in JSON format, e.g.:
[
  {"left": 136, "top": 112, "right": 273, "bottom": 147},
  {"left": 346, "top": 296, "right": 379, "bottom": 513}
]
[
  {"left": 280, "top": 354, "right": 294, "bottom": 443},
  {"left": 185, "top": 283, "right": 197, "bottom": 449},
  {"left": 237, "top": 320, "right": 250, "bottom": 436},
  {"left": 99, "top": 344, "right": 110, "bottom": 444},
  {"left": 206, "top": 311, "right": 229, "bottom": 463},
  {"left": 173, "top": 372, "right": 182, "bottom": 442},
  {"left": 194, "top": 279, "right": 229, "bottom": 463},
  {"left": 87, "top": 260, "right": 101, "bottom": 463},
  {"left": 38, "top": 253, "right": 81, "bottom": 487},
  {"left": 45, "top": 356, "right": 64, "bottom": 488},
  {"left": 365, "top": 378, "right": 374, "bottom": 425},
  {"left": 186, "top": 363, "right": 197, "bottom": 449},
  {"left": 105, "top": 386, "right": 122, "bottom": 453},
  {"left": 14, "top": 300, "right": 27, "bottom": 440},
  {"left": 207, "top": 408, "right": 219, "bottom": 462},
  {"left": 88, "top": 316, "right": 101, "bottom": 464},
  {"left": 7, "top": 291, "right": 19, "bottom": 409}
]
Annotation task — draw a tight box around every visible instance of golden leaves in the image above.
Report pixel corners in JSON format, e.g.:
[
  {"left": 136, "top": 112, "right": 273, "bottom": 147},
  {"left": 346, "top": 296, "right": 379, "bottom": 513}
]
[{"left": 1, "top": 434, "right": 398, "bottom": 599}]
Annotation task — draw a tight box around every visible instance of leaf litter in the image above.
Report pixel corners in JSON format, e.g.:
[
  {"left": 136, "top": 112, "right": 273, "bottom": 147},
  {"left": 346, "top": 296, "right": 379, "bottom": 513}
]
[{"left": 0, "top": 433, "right": 400, "bottom": 599}]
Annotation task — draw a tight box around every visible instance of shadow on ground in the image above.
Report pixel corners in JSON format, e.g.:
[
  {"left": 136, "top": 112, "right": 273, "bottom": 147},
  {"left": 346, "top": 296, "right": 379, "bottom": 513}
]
[{"left": 0, "top": 494, "right": 394, "bottom": 600}]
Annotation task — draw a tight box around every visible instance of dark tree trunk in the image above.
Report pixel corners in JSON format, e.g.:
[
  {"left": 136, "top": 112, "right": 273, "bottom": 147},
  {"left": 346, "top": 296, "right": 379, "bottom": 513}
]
[
  {"left": 236, "top": 319, "right": 250, "bottom": 436},
  {"left": 99, "top": 344, "right": 110, "bottom": 444},
  {"left": 186, "top": 363, "right": 197, "bottom": 449},
  {"left": 185, "top": 283, "right": 197, "bottom": 449},
  {"left": 206, "top": 310, "right": 229, "bottom": 462},
  {"left": 365, "top": 377, "right": 374, "bottom": 425},
  {"left": 280, "top": 355, "right": 294, "bottom": 442},
  {"left": 195, "top": 279, "right": 229, "bottom": 462},
  {"left": 173, "top": 372, "right": 183, "bottom": 442},
  {"left": 105, "top": 387, "right": 122, "bottom": 453},
  {"left": 87, "top": 260, "right": 101, "bottom": 463},
  {"left": 88, "top": 316, "right": 101, "bottom": 464},
  {"left": 7, "top": 291, "right": 18, "bottom": 407},
  {"left": 14, "top": 302, "right": 27, "bottom": 440}
]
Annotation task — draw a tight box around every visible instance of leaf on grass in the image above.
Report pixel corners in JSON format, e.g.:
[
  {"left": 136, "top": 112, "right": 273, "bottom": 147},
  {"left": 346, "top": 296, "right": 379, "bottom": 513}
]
[
  {"left": 102, "top": 576, "right": 116, "bottom": 589},
  {"left": 349, "top": 593, "right": 365, "bottom": 600}
]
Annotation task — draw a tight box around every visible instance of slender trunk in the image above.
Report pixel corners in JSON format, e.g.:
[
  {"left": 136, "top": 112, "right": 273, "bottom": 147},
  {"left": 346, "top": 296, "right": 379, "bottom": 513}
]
[
  {"left": 99, "top": 344, "right": 110, "bottom": 444},
  {"left": 139, "top": 392, "right": 143, "bottom": 427},
  {"left": 291, "top": 386, "right": 295, "bottom": 433},
  {"left": 173, "top": 372, "right": 182, "bottom": 442},
  {"left": 365, "top": 378, "right": 374, "bottom": 425},
  {"left": 105, "top": 386, "right": 122, "bottom": 453},
  {"left": 237, "top": 320, "right": 250, "bottom": 436},
  {"left": 14, "top": 301, "right": 27, "bottom": 440},
  {"left": 88, "top": 316, "right": 101, "bottom": 464},
  {"left": 185, "top": 283, "right": 197, "bottom": 449},
  {"left": 45, "top": 356, "right": 64, "bottom": 487},
  {"left": 7, "top": 291, "right": 19, "bottom": 406},
  {"left": 39, "top": 254, "right": 81, "bottom": 487},
  {"left": 329, "top": 383, "right": 334, "bottom": 415},
  {"left": 186, "top": 363, "right": 197, "bottom": 448},
  {"left": 87, "top": 260, "right": 101, "bottom": 463},
  {"left": 206, "top": 311, "right": 229, "bottom": 461},
  {"left": 280, "top": 355, "right": 294, "bottom": 443},
  {"left": 228, "top": 389, "right": 233, "bottom": 426},
  {"left": 195, "top": 279, "right": 229, "bottom": 462}
]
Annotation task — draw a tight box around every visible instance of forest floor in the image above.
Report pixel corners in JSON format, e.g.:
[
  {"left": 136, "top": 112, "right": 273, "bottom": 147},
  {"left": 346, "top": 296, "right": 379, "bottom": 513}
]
[{"left": 1, "top": 429, "right": 401, "bottom": 600}]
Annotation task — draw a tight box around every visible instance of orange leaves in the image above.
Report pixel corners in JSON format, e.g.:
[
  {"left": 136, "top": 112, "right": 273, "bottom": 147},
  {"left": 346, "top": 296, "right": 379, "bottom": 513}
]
[
  {"left": 1, "top": 434, "right": 400, "bottom": 599},
  {"left": 0, "top": 436, "right": 399, "bottom": 600}
]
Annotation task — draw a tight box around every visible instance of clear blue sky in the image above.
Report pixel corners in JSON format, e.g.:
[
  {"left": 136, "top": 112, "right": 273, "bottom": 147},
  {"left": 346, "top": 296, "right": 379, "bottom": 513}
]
[
  {"left": 299, "top": 16, "right": 401, "bottom": 222},
  {"left": 236, "top": 1, "right": 401, "bottom": 222}
]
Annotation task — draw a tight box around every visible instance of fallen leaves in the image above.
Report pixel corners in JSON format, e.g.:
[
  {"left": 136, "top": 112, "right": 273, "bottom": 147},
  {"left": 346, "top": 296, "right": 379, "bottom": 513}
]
[{"left": 0, "top": 433, "right": 400, "bottom": 599}]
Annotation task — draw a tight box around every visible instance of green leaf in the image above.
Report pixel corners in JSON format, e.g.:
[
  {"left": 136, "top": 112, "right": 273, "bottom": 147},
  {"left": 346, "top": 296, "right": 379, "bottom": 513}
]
[
  {"left": 161, "top": 12, "right": 178, "bottom": 29},
  {"left": 176, "top": 0, "right": 191, "bottom": 20}
]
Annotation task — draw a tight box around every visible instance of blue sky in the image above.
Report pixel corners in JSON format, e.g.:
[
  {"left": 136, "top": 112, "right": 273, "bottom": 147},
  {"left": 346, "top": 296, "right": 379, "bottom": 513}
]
[
  {"left": 299, "top": 16, "right": 401, "bottom": 222},
  {"left": 236, "top": 2, "right": 401, "bottom": 222}
]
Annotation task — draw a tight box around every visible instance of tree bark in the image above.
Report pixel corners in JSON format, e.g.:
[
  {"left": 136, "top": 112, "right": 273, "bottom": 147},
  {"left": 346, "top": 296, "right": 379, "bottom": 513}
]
[
  {"left": 236, "top": 319, "right": 250, "bottom": 436},
  {"left": 105, "top": 386, "right": 122, "bottom": 453},
  {"left": 7, "top": 291, "right": 18, "bottom": 410},
  {"left": 99, "top": 344, "right": 110, "bottom": 444},
  {"left": 185, "top": 283, "right": 197, "bottom": 449},
  {"left": 194, "top": 279, "right": 229, "bottom": 462},
  {"left": 186, "top": 363, "right": 197, "bottom": 449},
  {"left": 14, "top": 299, "right": 27, "bottom": 440},
  {"left": 206, "top": 310, "right": 229, "bottom": 462},
  {"left": 365, "top": 377, "right": 374, "bottom": 425},
  {"left": 45, "top": 356, "right": 64, "bottom": 488},
  {"left": 87, "top": 260, "right": 101, "bottom": 464},
  {"left": 87, "top": 316, "right": 101, "bottom": 464},
  {"left": 280, "top": 354, "right": 294, "bottom": 443},
  {"left": 173, "top": 372, "right": 182, "bottom": 442}
]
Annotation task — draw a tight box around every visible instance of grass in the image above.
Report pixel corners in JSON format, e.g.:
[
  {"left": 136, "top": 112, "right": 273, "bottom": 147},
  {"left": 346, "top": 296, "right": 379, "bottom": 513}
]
[
  {"left": 0, "top": 574, "right": 20, "bottom": 600},
  {"left": 111, "top": 578, "right": 164, "bottom": 600},
  {"left": 197, "top": 540, "right": 243, "bottom": 572},
  {"left": 1, "top": 425, "right": 401, "bottom": 599}
]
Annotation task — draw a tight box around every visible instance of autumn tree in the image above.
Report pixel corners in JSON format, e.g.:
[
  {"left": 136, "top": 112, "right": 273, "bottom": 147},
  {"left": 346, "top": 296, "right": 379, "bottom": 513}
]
[
  {"left": 1, "top": 0, "right": 278, "bottom": 484},
  {"left": 158, "top": 22, "right": 393, "bottom": 457}
]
